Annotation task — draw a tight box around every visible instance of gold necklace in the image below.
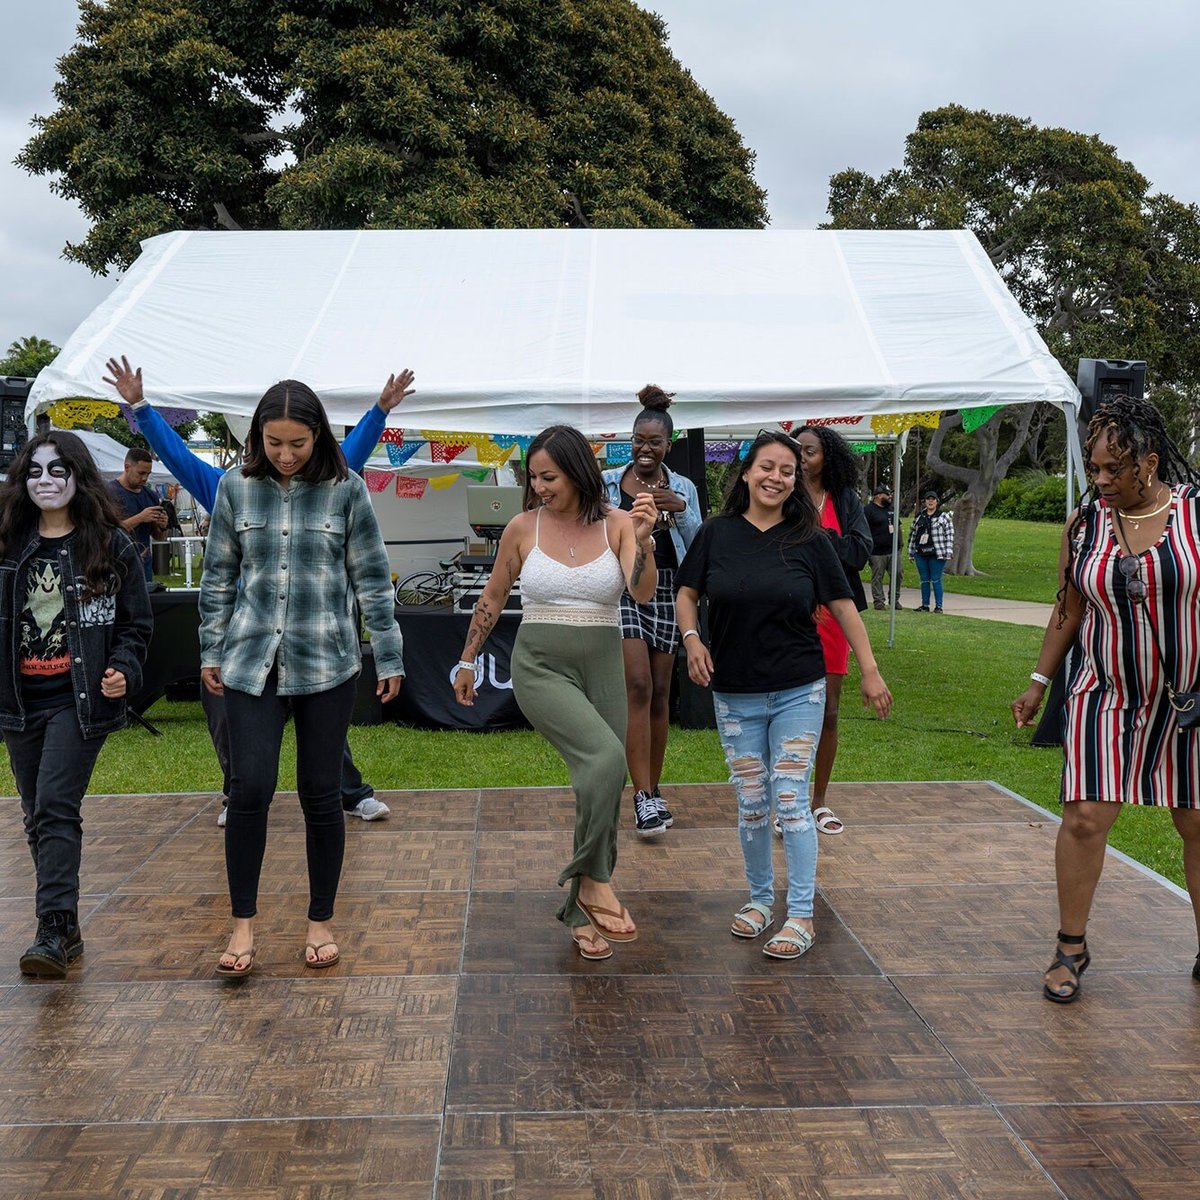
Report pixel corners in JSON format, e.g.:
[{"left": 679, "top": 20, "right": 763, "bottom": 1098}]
[{"left": 1114, "top": 490, "right": 1172, "bottom": 530}]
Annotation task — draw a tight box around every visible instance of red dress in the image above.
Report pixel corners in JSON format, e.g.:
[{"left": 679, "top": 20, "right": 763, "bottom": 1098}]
[{"left": 816, "top": 494, "right": 851, "bottom": 676}]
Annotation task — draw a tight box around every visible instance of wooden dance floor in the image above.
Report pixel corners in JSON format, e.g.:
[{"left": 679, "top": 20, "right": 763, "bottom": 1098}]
[{"left": 2, "top": 780, "right": 1199, "bottom": 1198}]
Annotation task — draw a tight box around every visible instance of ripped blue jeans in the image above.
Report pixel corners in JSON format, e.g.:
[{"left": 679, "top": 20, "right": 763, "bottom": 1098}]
[{"left": 713, "top": 682, "right": 825, "bottom": 920}]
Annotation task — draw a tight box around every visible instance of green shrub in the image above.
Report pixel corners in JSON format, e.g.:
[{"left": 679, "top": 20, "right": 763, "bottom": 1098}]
[{"left": 986, "top": 471, "right": 1066, "bottom": 523}]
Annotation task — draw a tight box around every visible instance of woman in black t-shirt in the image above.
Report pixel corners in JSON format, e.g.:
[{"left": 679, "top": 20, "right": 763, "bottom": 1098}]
[{"left": 675, "top": 433, "right": 891, "bottom": 961}]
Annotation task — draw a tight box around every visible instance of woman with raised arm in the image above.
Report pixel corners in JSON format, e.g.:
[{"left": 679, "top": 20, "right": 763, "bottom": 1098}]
[
  {"left": 1013, "top": 397, "right": 1200, "bottom": 1003},
  {"left": 0, "top": 432, "right": 151, "bottom": 977},
  {"left": 601, "top": 385, "right": 703, "bottom": 838},
  {"left": 200, "top": 381, "right": 403, "bottom": 978},
  {"left": 676, "top": 433, "right": 891, "bottom": 961},
  {"left": 453, "top": 425, "right": 658, "bottom": 960}
]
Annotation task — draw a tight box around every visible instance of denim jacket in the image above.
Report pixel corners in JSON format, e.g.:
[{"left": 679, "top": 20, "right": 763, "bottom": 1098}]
[
  {"left": 200, "top": 470, "right": 404, "bottom": 697},
  {"left": 601, "top": 465, "right": 703, "bottom": 564},
  {"left": 0, "top": 527, "right": 152, "bottom": 737}
]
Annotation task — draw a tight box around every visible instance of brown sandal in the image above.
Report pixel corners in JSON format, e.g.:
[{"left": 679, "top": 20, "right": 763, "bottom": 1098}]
[
  {"left": 216, "top": 946, "right": 256, "bottom": 977},
  {"left": 305, "top": 941, "right": 340, "bottom": 969},
  {"left": 572, "top": 927, "right": 613, "bottom": 961},
  {"left": 577, "top": 897, "right": 637, "bottom": 942}
]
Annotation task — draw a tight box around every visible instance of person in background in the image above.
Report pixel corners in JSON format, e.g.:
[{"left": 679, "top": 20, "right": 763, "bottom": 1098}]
[
  {"left": 864, "top": 486, "right": 903, "bottom": 610},
  {"left": 454, "top": 425, "right": 658, "bottom": 961},
  {"left": 107, "top": 447, "right": 167, "bottom": 588},
  {"left": 0, "top": 432, "right": 152, "bottom": 976},
  {"left": 785, "top": 424, "right": 872, "bottom": 837},
  {"left": 200, "top": 381, "right": 404, "bottom": 977},
  {"left": 676, "top": 432, "right": 891, "bottom": 961},
  {"left": 601, "top": 385, "right": 703, "bottom": 838},
  {"left": 1013, "top": 397, "right": 1200, "bottom": 1002},
  {"left": 908, "top": 489, "right": 954, "bottom": 612},
  {"left": 103, "top": 356, "right": 414, "bottom": 825}
]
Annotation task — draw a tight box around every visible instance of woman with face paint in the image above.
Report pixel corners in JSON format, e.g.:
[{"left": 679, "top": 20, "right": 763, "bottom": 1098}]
[{"left": 0, "top": 433, "right": 153, "bottom": 977}]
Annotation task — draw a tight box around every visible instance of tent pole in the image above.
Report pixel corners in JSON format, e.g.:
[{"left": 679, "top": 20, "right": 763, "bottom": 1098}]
[
  {"left": 1063, "top": 400, "right": 1085, "bottom": 511},
  {"left": 888, "top": 435, "right": 901, "bottom": 649}
]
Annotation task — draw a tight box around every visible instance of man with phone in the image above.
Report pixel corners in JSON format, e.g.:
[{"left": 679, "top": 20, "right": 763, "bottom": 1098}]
[{"left": 107, "top": 447, "right": 167, "bottom": 588}]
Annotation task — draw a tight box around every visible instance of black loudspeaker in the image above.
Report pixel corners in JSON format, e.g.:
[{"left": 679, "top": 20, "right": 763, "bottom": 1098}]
[
  {"left": 0, "top": 377, "right": 32, "bottom": 469},
  {"left": 1075, "top": 359, "right": 1146, "bottom": 426},
  {"left": 664, "top": 427, "right": 708, "bottom": 514}
]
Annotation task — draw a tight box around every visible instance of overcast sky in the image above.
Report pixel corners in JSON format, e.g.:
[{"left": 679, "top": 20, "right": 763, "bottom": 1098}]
[{"left": 3, "top": 0, "right": 1198, "bottom": 352}]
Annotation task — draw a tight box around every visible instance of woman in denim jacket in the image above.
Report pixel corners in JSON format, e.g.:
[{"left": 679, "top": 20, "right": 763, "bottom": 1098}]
[
  {"left": 601, "top": 387, "right": 703, "bottom": 837},
  {"left": 200, "top": 381, "right": 404, "bottom": 977},
  {"left": 0, "top": 432, "right": 152, "bottom": 977}
]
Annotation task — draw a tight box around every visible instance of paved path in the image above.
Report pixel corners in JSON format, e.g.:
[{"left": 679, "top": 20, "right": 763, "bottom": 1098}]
[{"left": 886, "top": 586, "right": 1053, "bottom": 628}]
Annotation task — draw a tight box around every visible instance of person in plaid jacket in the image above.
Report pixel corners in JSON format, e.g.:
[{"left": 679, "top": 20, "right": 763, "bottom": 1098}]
[{"left": 907, "top": 490, "right": 954, "bottom": 612}]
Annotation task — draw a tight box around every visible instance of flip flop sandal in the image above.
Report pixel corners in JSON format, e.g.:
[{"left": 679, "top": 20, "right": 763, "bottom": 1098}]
[
  {"left": 305, "top": 941, "right": 341, "bottom": 969},
  {"left": 215, "top": 946, "right": 256, "bottom": 977},
  {"left": 813, "top": 806, "right": 844, "bottom": 835},
  {"left": 763, "top": 920, "right": 816, "bottom": 960},
  {"left": 730, "top": 902, "right": 774, "bottom": 939},
  {"left": 572, "top": 927, "right": 613, "bottom": 961},
  {"left": 577, "top": 897, "right": 638, "bottom": 942}
]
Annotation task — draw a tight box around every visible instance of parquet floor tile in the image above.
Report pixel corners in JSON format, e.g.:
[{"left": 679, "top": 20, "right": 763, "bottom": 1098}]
[
  {"left": 118, "top": 827, "right": 474, "bottom": 894},
  {"left": 446, "top": 973, "right": 981, "bottom": 1112},
  {"left": 464, "top": 890, "right": 880, "bottom": 977},
  {"left": 826, "top": 878, "right": 1200, "bottom": 975},
  {"left": 0, "top": 834, "right": 177, "bottom": 900},
  {"left": 439, "top": 1107, "right": 1058, "bottom": 1199},
  {"left": 1003, "top": 1104, "right": 1200, "bottom": 1200},
  {"left": 0, "top": 1116, "right": 441, "bottom": 1200},
  {"left": 896, "top": 971, "right": 1200, "bottom": 1104},
  {"left": 83, "top": 792, "right": 220, "bottom": 837},
  {"left": 0, "top": 976, "right": 457, "bottom": 1124}
]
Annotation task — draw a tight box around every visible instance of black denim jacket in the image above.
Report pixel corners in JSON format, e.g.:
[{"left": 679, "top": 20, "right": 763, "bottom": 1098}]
[{"left": 0, "top": 526, "right": 153, "bottom": 737}]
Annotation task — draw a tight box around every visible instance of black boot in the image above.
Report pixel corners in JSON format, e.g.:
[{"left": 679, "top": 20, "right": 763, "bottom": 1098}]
[{"left": 20, "top": 911, "right": 83, "bottom": 979}]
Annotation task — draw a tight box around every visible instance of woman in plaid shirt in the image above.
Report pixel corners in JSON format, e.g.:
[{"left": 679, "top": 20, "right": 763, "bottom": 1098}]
[
  {"left": 907, "top": 490, "right": 955, "bottom": 612},
  {"left": 200, "top": 381, "right": 404, "bottom": 977}
]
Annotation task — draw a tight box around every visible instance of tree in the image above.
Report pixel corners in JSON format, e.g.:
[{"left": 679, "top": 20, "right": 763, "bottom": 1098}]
[
  {"left": 825, "top": 105, "right": 1200, "bottom": 572},
  {"left": 19, "top": 0, "right": 768, "bottom": 275},
  {"left": 0, "top": 336, "right": 60, "bottom": 378}
]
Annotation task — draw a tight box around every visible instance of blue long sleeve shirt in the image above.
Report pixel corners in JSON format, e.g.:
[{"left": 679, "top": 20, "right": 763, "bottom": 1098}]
[{"left": 133, "top": 402, "right": 389, "bottom": 513}]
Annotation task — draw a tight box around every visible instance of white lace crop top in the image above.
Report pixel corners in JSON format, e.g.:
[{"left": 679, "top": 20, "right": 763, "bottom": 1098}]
[{"left": 519, "top": 509, "right": 625, "bottom": 625}]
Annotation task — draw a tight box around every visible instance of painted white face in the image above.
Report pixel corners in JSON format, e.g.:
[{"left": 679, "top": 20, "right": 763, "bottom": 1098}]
[{"left": 26, "top": 445, "right": 77, "bottom": 512}]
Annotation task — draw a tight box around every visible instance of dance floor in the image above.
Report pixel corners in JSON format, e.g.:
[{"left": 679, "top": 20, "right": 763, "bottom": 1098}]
[{"left": 2, "top": 780, "right": 1199, "bottom": 1199}]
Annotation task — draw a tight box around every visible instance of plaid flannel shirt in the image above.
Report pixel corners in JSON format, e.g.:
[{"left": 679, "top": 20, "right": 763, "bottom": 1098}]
[
  {"left": 199, "top": 471, "right": 404, "bottom": 696},
  {"left": 907, "top": 510, "right": 955, "bottom": 561}
]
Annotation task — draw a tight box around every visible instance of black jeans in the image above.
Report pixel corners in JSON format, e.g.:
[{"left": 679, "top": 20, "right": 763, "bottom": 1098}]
[
  {"left": 224, "top": 670, "right": 357, "bottom": 922},
  {"left": 4, "top": 705, "right": 106, "bottom": 916},
  {"left": 204, "top": 684, "right": 371, "bottom": 808}
]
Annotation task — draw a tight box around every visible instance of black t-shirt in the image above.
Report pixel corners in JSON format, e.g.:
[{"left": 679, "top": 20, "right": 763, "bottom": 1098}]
[
  {"left": 864, "top": 501, "right": 896, "bottom": 555},
  {"left": 17, "top": 533, "right": 75, "bottom": 711},
  {"left": 674, "top": 515, "right": 854, "bottom": 693},
  {"left": 107, "top": 479, "right": 158, "bottom": 581}
]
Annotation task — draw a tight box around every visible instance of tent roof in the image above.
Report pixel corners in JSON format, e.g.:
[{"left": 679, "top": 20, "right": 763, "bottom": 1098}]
[
  {"left": 51, "top": 427, "right": 180, "bottom": 486},
  {"left": 29, "top": 228, "right": 1077, "bottom": 436}
]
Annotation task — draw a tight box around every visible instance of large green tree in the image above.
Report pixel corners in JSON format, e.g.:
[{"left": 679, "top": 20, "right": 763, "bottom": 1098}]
[
  {"left": 826, "top": 104, "right": 1200, "bottom": 572},
  {"left": 19, "top": 0, "right": 767, "bottom": 275},
  {"left": 0, "top": 336, "right": 60, "bottom": 377}
]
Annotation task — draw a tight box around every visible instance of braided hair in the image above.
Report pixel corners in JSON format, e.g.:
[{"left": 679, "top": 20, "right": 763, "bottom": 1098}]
[{"left": 1057, "top": 396, "right": 1200, "bottom": 625}]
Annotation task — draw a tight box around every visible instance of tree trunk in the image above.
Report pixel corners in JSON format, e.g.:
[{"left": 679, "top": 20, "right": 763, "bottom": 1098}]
[{"left": 947, "top": 489, "right": 988, "bottom": 575}]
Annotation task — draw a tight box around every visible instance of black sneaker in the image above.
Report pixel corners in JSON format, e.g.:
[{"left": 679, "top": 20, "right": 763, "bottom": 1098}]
[
  {"left": 916, "top": 605, "right": 930, "bottom": 612},
  {"left": 20, "top": 911, "right": 83, "bottom": 978},
  {"left": 934, "top": 606, "right": 944, "bottom": 614},
  {"left": 651, "top": 788, "right": 674, "bottom": 828},
  {"left": 634, "top": 790, "right": 666, "bottom": 838}
]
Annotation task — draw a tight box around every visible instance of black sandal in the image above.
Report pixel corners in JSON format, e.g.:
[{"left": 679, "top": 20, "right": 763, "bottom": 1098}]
[
  {"left": 1043, "top": 930, "right": 1089, "bottom": 1003},
  {"left": 1193, "top": 950, "right": 1199, "bottom": 982}
]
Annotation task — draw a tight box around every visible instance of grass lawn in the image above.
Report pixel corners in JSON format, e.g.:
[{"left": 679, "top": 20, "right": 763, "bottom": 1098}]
[{"left": 1, "top": 600, "right": 1187, "bottom": 891}]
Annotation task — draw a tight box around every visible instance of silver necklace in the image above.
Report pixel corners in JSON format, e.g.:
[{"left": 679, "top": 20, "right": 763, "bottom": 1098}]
[{"left": 632, "top": 468, "right": 666, "bottom": 490}]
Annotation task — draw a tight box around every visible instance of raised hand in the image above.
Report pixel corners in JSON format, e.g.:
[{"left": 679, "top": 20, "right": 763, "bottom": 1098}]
[
  {"left": 629, "top": 491, "right": 659, "bottom": 540},
  {"left": 378, "top": 368, "right": 416, "bottom": 413},
  {"left": 102, "top": 356, "right": 143, "bottom": 405}
]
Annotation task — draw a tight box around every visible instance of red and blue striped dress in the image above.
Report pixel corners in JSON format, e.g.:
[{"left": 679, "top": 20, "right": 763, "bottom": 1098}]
[{"left": 1064, "top": 484, "right": 1200, "bottom": 808}]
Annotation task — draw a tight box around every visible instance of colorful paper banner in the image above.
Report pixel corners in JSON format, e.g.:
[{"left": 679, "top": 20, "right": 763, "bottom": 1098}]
[
  {"left": 385, "top": 441, "right": 422, "bottom": 466},
  {"left": 961, "top": 405, "right": 1004, "bottom": 433},
  {"left": 48, "top": 399, "right": 120, "bottom": 428},
  {"left": 121, "top": 403, "right": 197, "bottom": 433},
  {"left": 606, "top": 442, "right": 632, "bottom": 465},
  {"left": 428, "top": 441, "right": 469, "bottom": 464},
  {"left": 379, "top": 427, "right": 406, "bottom": 444},
  {"left": 363, "top": 468, "right": 392, "bottom": 492},
  {"left": 429, "top": 473, "right": 459, "bottom": 491},
  {"left": 475, "top": 441, "right": 516, "bottom": 467},
  {"left": 395, "top": 476, "right": 428, "bottom": 499},
  {"left": 704, "top": 440, "right": 741, "bottom": 463},
  {"left": 869, "top": 411, "right": 942, "bottom": 435},
  {"left": 461, "top": 467, "right": 490, "bottom": 482}
]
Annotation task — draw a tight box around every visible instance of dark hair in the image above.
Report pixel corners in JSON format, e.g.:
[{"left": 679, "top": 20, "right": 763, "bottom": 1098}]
[
  {"left": 720, "top": 432, "right": 819, "bottom": 539},
  {"left": 124, "top": 446, "right": 152, "bottom": 466},
  {"left": 524, "top": 425, "right": 608, "bottom": 523},
  {"left": 793, "top": 424, "right": 860, "bottom": 496},
  {"left": 0, "top": 431, "right": 127, "bottom": 598},
  {"left": 634, "top": 384, "right": 675, "bottom": 438},
  {"left": 241, "top": 380, "right": 349, "bottom": 484},
  {"left": 1055, "top": 396, "right": 1200, "bottom": 625}
]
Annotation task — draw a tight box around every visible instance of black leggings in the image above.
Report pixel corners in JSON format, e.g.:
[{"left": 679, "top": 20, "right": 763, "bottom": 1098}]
[{"left": 223, "top": 669, "right": 357, "bottom": 921}]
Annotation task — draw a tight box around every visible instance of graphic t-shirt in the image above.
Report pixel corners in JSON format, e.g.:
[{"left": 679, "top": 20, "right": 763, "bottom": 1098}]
[
  {"left": 674, "top": 514, "right": 853, "bottom": 693},
  {"left": 18, "top": 534, "right": 74, "bottom": 711}
]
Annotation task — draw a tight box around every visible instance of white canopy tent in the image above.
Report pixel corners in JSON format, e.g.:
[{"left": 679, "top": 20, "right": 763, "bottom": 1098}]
[
  {"left": 28, "top": 228, "right": 1079, "bottom": 436},
  {"left": 50, "top": 427, "right": 180, "bottom": 487}
]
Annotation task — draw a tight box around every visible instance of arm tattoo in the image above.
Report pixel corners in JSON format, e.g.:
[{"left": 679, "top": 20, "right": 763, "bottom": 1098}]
[
  {"left": 631, "top": 542, "right": 648, "bottom": 588},
  {"left": 463, "top": 599, "right": 497, "bottom": 658}
]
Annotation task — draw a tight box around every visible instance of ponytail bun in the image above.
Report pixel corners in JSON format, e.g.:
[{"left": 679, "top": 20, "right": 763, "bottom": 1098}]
[{"left": 636, "top": 384, "right": 674, "bottom": 411}]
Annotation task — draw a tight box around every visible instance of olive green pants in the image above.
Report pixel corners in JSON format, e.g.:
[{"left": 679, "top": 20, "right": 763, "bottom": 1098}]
[{"left": 511, "top": 621, "right": 628, "bottom": 928}]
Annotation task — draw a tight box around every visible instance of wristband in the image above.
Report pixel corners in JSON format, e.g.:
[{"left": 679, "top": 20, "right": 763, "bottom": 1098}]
[
  {"left": 1030, "top": 671, "right": 1052, "bottom": 687},
  {"left": 681, "top": 629, "right": 700, "bottom": 642},
  {"left": 455, "top": 660, "right": 477, "bottom": 674}
]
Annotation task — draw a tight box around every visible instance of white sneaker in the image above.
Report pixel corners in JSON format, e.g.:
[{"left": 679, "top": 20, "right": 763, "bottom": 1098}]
[
  {"left": 348, "top": 796, "right": 390, "bottom": 821},
  {"left": 217, "top": 806, "right": 227, "bottom": 828}
]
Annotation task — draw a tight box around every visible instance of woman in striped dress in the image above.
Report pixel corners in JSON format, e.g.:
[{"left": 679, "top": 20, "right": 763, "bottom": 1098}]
[{"left": 1013, "top": 397, "right": 1200, "bottom": 1002}]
